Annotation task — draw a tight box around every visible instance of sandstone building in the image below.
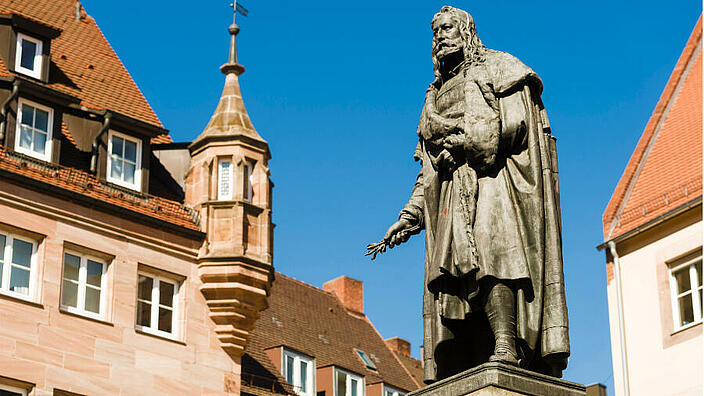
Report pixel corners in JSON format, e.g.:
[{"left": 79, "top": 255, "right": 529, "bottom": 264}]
[
  {"left": 598, "top": 16, "right": 702, "bottom": 396},
  {"left": 0, "top": 1, "right": 273, "bottom": 394}
]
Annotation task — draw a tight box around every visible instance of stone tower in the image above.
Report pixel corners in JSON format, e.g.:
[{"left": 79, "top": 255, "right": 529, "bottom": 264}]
[{"left": 185, "top": 10, "right": 273, "bottom": 362}]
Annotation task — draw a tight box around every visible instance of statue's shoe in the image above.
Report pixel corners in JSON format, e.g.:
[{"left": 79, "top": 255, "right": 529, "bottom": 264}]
[{"left": 489, "top": 351, "right": 519, "bottom": 366}]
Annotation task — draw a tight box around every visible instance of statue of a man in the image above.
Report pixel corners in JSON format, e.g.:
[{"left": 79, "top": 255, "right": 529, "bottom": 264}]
[{"left": 378, "top": 6, "right": 570, "bottom": 382}]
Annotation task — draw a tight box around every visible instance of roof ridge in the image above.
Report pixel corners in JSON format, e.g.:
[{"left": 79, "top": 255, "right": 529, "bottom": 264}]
[
  {"left": 602, "top": 15, "right": 702, "bottom": 239},
  {"left": 275, "top": 271, "right": 343, "bottom": 298}
]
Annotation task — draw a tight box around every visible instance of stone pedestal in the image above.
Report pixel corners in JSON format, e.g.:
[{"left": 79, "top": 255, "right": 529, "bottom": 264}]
[{"left": 407, "top": 362, "right": 586, "bottom": 396}]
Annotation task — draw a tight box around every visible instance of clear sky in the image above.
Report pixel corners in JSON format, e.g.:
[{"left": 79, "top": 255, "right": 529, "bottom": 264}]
[{"left": 81, "top": 1, "right": 701, "bottom": 393}]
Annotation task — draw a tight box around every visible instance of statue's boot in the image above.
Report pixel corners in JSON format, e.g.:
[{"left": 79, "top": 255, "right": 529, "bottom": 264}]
[{"left": 485, "top": 282, "right": 519, "bottom": 366}]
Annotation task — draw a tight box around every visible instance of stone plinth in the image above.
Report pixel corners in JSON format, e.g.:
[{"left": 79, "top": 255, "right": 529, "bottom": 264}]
[{"left": 407, "top": 362, "right": 586, "bottom": 396}]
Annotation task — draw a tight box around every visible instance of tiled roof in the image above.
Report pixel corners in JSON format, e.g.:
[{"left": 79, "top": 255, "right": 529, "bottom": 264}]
[
  {"left": 59, "top": 121, "right": 78, "bottom": 149},
  {"left": 0, "top": 146, "right": 199, "bottom": 231},
  {"left": 243, "top": 273, "right": 420, "bottom": 394},
  {"left": 0, "top": 0, "right": 170, "bottom": 143},
  {"left": 393, "top": 353, "right": 424, "bottom": 388},
  {"left": 603, "top": 16, "right": 702, "bottom": 240}
]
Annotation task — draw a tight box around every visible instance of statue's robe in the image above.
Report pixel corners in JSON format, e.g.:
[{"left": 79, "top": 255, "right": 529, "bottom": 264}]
[{"left": 400, "top": 50, "right": 570, "bottom": 382}]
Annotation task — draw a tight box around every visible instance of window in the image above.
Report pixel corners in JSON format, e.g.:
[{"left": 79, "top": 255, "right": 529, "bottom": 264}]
[
  {"left": 218, "top": 158, "right": 233, "bottom": 200},
  {"left": 15, "top": 33, "right": 42, "bottom": 79},
  {"left": 243, "top": 161, "right": 254, "bottom": 202},
  {"left": 0, "top": 232, "right": 36, "bottom": 299},
  {"left": 669, "top": 253, "right": 703, "bottom": 330},
  {"left": 282, "top": 349, "right": 314, "bottom": 396},
  {"left": 61, "top": 251, "right": 107, "bottom": 319},
  {"left": 0, "top": 382, "right": 28, "bottom": 396},
  {"left": 136, "top": 273, "right": 178, "bottom": 338},
  {"left": 355, "top": 349, "right": 376, "bottom": 370},
  {"left": 334, "top": 368, "right": 363, "bottom": 396},
  {"left": 107, "top": 131, "right": 141, "bottom": 190},
  {"left": 383, "top": 385, "right": 405, "bottom": 396},
  {"left": 15, "top": 98, "right": 53, "bottom": 161}
]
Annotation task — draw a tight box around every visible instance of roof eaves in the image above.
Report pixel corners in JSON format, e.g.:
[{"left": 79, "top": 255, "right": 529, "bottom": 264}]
[{"left": 597, "top": 196, "right": 702, "bottom": 251}]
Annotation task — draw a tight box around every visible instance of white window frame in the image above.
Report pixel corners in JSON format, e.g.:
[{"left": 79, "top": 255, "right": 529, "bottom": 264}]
[
  {"left": 669, "top": 254, "right": 703, "bottom": 331},
  {"left": 243, "top": 160, "right": 254, "bottom": 202},
  {"left": 135, "top": 273, "right": 179, "bottom": 340},
  {"left": 14, "top": 97, "right": 53, "bottom": 161},
  {"left": 218, "top": 157, "right": 234, "bottom": 200},
  {"left": 107, "top": 130, "right": 142, "bottom": 191},
  {"left": 15, "top": 33, "right": 42, "bottom": 79},
  {"left": 334, "top": 368, "right": 364, "bottom": 396},
  {"left": 383, "top": 385, "right": 405, "bottom": 396},
  {"left": 0, "top": 231, "right": 38, "bottom": 301},
  {"left": 0, "top": 382, "right": 28, "bottom": 396},
  {"left": 282, "top": 348, "right": 315, "bottom": 396},
  {"left": 60, "top": 250, "right": 108, "bottom": 320}
]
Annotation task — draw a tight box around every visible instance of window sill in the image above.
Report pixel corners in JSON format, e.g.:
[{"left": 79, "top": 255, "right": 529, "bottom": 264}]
[
  {"left": 59, "top": 307, "right": 113, "bottom": 326},
  {"left": 671, "top": 320, "right": 702, "bottom": 335},
  {"left": 0, "top": 290, "right": 43, "bottom": 309},
  {"left": 135, "top": 327, "right": 185, "bottom": 346}
]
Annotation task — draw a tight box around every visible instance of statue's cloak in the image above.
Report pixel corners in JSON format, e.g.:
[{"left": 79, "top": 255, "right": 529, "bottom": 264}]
[{"left": 401, "top": 50, "right": 570, "bottom": 381}]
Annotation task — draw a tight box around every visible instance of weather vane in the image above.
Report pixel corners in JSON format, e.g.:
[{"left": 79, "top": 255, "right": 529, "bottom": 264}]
[{"left": 229, "top": 1, "right": 248, "bottom": 20}]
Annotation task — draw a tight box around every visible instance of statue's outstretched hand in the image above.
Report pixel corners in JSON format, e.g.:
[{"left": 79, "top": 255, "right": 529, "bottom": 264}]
[
  {"left": 384, "top": 219, "right": 413, "bottom": 248},
  {"left": 366, "top": 219, "right": 420, "bottom": 260}
]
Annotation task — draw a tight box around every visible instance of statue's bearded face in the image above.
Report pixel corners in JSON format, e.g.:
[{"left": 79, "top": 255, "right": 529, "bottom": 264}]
[{"left": 432, "top": 14, "right": 463, "bottom": 60}]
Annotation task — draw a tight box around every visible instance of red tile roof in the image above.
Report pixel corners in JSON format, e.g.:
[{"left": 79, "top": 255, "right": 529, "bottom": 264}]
[
  {"left": 0, "top": 146, "right": 199, "bottom": 231},
  {"left": 603, "top": 16, "right": 703, "bottom": 240},
  {"left": 243, "top": 273, "right": 420, "bottom": 394},
  {"left": 0, "top": 0, "right": 171, "bottom": 143}
]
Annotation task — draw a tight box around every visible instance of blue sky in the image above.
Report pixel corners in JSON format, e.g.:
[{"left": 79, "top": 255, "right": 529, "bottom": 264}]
[{"left": 81, "top": 1, "right": 701, "bottom": 393}]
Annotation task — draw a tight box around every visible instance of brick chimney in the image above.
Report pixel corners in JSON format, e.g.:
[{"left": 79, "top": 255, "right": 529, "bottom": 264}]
[
  {"left": 323, "top": 276, "right": 363, "bottom": 314},
  {"left": 385, "top": 337, "right": 411, "bottom": 358}
]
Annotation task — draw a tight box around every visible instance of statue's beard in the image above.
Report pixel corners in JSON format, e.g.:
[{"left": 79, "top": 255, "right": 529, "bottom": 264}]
[{"left": 434, "top": 38, "right": 464, "bottom": 62}]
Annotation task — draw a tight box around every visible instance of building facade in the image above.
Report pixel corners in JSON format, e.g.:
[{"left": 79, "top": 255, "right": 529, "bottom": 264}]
[
  {"left": 599, "top": 16, "right": 702, "bottom": 396},
  {"left": 241, "top": 274, "right": 423, "bottom": 396},
  {"left": 0, "top": 1, "right": 272, "bottom": 395}
]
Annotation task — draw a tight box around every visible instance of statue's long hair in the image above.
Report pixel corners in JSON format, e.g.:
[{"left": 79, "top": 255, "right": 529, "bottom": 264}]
[{"left": 431, "top": 6, "right": 487, "bottom": 88}]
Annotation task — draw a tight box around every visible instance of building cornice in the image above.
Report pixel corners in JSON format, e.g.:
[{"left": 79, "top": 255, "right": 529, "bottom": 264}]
[
  {"left": 0, "top": 165, "right": 204, "bottom": 240},
  {"left": 0, "top": 189, "right": 200, "bottom": 261}
]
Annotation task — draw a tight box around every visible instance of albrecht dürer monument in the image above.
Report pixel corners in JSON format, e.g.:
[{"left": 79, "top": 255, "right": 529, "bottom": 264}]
[{"left": 367, "top": 6, "right": 571, "bottom": 385}]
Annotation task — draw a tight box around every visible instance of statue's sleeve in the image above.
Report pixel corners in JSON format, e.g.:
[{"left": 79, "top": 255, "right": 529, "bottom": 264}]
[
  {"left": 399, "top": 141, "right": 425, "bottom": 229},
  {"left": 498, "top": 85, "right": 530, "bottom": 152}
]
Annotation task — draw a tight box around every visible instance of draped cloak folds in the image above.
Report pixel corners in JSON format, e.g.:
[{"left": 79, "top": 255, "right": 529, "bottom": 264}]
[{"left": 399, "top": 50, "right": 570, "bottom": 382}]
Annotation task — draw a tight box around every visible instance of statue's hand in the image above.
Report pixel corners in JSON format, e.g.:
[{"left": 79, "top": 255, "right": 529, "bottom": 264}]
[
  {"left": 384, "top": 218, "right": 413, "bottom": 248},
  {"left": 429, "top": 113, "right": 462, "bottom": 138},
  {"left": 443, "top": 134, "right": 465, "bottom": 150}
]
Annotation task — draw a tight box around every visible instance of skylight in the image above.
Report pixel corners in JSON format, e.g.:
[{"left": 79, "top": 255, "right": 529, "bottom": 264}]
[{"left": 355, "top": 349, "right": 376, "bottom": 370}]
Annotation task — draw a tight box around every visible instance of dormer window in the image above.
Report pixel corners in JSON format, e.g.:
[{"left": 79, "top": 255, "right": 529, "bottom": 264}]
[
  {"left": 282, "top": 349, "right": 315, "bottom": 396},
  {"left": 15, "top": 33, "right": 42, "bottom": 79},
  {"left": 15, "top": 98, "right": 52, "bottom": 161},
  {"left": 334, "top": 368, "right": 364, "bottom": 396},
  {"left": 107, "top": 131, "right": 141, "bottom": 191}
]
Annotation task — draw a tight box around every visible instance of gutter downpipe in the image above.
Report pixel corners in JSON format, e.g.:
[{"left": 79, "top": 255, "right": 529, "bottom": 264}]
[
  {"left": 90, "top": 112, "right": 112, "bottom": 174},
  {"left": 0, "top": 80, "right": 20, "bottom": 143},
  {"left": 607, "top": 240, "right": 630, "bottom": 396}
]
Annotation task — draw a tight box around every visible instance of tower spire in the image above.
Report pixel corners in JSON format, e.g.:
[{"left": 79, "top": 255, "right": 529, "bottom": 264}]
[
  {"left": 222, "top": 1, "right": 245, "bottom": 76},
  {"left": 190, "top": 1, "right": 265, "bottom": 151}
]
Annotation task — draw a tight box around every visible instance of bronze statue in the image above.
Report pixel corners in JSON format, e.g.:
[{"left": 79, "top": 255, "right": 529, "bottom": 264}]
[{"left": 367, "top": 6, "right": 570, "bottom": 383}]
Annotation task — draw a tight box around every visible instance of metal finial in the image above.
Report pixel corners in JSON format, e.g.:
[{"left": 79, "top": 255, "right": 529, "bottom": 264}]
[{"left": 221, "top": 1, "right": 247, "bottom": 75}]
